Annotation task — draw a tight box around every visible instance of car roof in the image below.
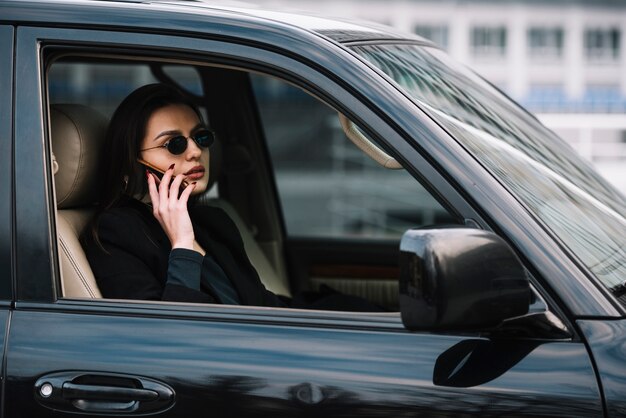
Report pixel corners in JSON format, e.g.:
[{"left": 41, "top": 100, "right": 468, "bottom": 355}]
[{"left": 1, "top": 0, "right": 431, "bottom": 45}]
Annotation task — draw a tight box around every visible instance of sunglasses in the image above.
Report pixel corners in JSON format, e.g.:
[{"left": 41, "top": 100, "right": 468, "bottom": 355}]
[{"left": 141, "top": 129, "right": 215, "bottom": 155}]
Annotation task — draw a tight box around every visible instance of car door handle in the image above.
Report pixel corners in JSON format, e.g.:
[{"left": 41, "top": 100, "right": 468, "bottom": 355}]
[
  {"left": 62, "top": 382, "right": 159, "bottom": 402},
  {"left": 35, "top": 371, "right": 175, "bottom": 414}
]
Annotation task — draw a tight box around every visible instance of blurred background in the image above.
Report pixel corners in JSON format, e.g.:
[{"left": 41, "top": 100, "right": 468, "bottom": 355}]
[{"left": 254, "top": 0, "right": 626, "bottom": 194}]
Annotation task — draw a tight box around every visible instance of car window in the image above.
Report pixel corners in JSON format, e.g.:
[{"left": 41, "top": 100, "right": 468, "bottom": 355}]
[
  {"left": 250, "top": 73, "right": 457, "bottom": 240},
  {"left": 353, "top": 43, "right": 626, "bottom": 305},
  {"left": 45, "top": 52, "right": 459, "bottom": 313},
  {"left": 49, "top": 61, "right": 204, "bottom": 119}
]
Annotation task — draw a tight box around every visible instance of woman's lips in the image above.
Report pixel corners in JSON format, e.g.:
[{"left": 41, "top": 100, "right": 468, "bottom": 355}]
[{"left": 184, "top": 166, "right": 205, "bottom": 180}]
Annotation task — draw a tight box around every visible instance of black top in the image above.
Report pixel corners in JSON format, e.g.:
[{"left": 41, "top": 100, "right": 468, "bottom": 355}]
[
  {"left": 82, "top": 197, "right": 286, "bottom": 307},
  {"left": 168, "top": 249, "right": 241, "bottom": 305}
]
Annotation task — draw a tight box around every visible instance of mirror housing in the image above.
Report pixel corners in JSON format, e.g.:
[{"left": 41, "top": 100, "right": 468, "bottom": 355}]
[{"left": 399, "top": 228, "right": 530, "bottom": 331}]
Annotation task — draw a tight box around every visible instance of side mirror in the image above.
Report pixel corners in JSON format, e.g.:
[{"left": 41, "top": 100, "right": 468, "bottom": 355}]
[{"left": 399, "top": 228, "right": 530, "bottom": 331}]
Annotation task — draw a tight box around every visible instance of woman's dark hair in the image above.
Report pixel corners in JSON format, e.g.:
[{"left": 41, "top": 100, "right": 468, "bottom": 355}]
[{"left": 98, "top": 83, "right": 203, "bottom": 210}]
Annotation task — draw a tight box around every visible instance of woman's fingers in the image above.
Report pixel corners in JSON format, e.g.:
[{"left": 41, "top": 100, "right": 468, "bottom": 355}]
[
  {"left": 145, "top": 165, "right": 196, "bottom": 250},
  {"left": 168, "top": 173, "right": 185, "bottom": 205},
  {"left": 147, "top": 164, "right": 194, "bottom": 210},
  {"left": 178, "top": 181, "right": 197, "bottom": 203},
  {"left": 156, "top": 166, "right": 191, "bottom": 218},
  {"left": 158, "top": 164, "right": 175, "bottom": 208},
  {"left": 146, "top": 171, "right": 161, "bottom": 217}
]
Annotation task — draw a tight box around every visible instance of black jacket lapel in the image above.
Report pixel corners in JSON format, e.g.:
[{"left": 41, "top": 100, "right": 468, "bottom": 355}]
[{"left": 189, "top": 205, "right": 261, "bottom": 305}]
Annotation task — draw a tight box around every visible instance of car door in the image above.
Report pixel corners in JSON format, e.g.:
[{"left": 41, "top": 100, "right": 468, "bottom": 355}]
[
  {"left": 6, "top": 23, "right": 605, "bottom": 418},
  {"left": 0, "top": 24, "right": 15, "bottom": 418}
]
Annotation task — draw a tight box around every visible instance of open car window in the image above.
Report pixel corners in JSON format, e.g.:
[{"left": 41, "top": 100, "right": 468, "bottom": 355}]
[{"left": 46, "top": 53, "right": 460, "bottom": 313}]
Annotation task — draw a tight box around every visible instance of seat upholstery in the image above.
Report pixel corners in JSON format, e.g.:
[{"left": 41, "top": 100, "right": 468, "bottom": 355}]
[
  {"left": 202, "top": 198, "right": 291, "bottom": 297},
  {"left": 198, "top": 143, "right": 291, "bottom": 297},
  {"left": 51, "top": 104, "right": 107, "bottom": 298},
  {"left": 57, "top": 209, "right": 101, "bottom": 298},
  {"left": 51, "top": 103, "right": 291, "bottom": 299}
]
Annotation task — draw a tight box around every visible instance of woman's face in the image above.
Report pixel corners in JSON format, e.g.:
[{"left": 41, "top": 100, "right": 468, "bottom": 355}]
[{"left": 139, "top": 104, "right": 210, "bottom": 195}]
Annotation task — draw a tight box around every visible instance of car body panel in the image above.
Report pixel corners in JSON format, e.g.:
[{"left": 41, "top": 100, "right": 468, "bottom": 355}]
[
  {"left": 5, "top": 308, "right": 603, "bottom": 417},
  {"left": 0, "top": 25, "right": 14, "bottom": 301},
  {"left": 14, "top": 26, "right": 58, "bottom": 302},
  {"left": 0, "top": 25, "right": 14, "bottom": 417},
  {"left": 0, "top": 310, "right": 9, "bottom": 415},
  {"left": 0, "top": 0, "right": 421, "bottom": 43},
  {"left": 577, "top": 319, "right": 626, "bottom": 418}
]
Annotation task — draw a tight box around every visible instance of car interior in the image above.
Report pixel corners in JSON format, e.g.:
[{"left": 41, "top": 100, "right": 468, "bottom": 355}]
[{"left": 46, "top": 52, "right": 460, "bottom": 312}]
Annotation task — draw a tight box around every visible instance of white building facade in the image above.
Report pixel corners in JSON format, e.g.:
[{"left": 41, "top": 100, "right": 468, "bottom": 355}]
[{"left": 257, "top": 0, "right": 626, "bottom": 193}]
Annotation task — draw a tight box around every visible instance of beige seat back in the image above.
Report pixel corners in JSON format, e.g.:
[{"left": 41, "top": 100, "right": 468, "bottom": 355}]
[
  {"left": 202, "top": 198, "right": 291, "bottom": 297},
  {"left": 198, "top": 143, "right": 291, "bottom": 297},
  {"left": 51, "top": 104, "right": 107, "bottom": 298},
  {"left": 57, "top": 209, "right": 101, "bottom": 298}
]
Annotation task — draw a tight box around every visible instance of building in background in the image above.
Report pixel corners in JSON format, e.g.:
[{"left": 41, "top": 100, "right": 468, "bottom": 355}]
[{"left": 255, "top": 0, "right": 626, "bottom": 193}]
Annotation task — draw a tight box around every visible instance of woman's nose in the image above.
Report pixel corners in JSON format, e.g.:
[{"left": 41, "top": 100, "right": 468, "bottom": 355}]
[{"left": 185, "top": 137, "right": 203, "bottom": 159}]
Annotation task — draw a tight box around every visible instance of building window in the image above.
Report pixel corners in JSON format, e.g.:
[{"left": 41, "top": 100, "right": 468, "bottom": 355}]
[
  {"left": 414, "top": 24, "right": 449, "bottom": 50},
  {"left": 584, "top": 28, "right": 620, "bottom": 62},
  {"left": 471, "top": 26, "right": 507, "bottom": 58},
  {"left": 583, "top": 84, "right": 624, "bottom": 112},
  {"left": 528, "top": 27, "right": 564, "bottom": 60},
  {"left": 523, "top": 84, "right": 566, "bottom": 112}
]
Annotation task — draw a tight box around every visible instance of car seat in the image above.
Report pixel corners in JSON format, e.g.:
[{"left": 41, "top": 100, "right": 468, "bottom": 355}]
[{"left": 51, "top": 104, "right": 106, "bottom": 298}]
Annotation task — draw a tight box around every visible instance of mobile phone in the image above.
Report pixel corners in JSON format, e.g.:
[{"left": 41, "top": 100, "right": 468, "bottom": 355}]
[{"left": 137, "top": 158, "right": 189, "bottom": 188}]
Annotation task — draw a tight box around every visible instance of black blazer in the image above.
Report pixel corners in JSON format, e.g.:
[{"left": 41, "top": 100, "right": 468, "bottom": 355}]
[{"left": 82, "top": 197, "right": 285, "bottom": 307}]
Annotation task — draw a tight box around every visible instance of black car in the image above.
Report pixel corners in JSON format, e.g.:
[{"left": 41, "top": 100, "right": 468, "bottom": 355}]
[{"left": 1, "top": 0, "right": 625, "bottom": 416}]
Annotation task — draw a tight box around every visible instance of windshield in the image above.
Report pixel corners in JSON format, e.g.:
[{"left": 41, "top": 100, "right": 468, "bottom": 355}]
[{"left": 352, "top": 43, "right": 626, "bottom": 303}]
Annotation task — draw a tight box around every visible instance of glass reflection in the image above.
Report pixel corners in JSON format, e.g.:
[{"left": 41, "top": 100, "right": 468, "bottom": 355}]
[{"left": 353, "top": 44, "right": 626, "bottom": 298}]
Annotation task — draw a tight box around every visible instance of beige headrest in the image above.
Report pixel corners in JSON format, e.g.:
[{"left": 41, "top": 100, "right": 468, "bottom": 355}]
[{"left": 50, "top": 104, "right": 107, "bottom": 209}]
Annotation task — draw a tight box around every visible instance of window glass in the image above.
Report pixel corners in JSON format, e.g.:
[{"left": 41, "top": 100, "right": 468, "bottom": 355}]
[
  {"left": 523, "top": 84, "right": 566, "bottom": 113},
  {"left": 528, "top": 27, "right": 564, "bottom": 60},
  {"left": 583, "top": 84, "right": 623, "bottom": 112},
  {"left": 584, "top": 27, "right": 620, "bottom": 62},
  {"left": 414, "top": 24, "right": 449, "bottom": 50},
  {"left": 471, "top": 26, "right": 507, "bottom": 58},
  {"left": 250, "top": 74, "right": 456, "bottom": 239},
  {"left": 523, "top": 83, "right": 626, "bottom": 114},
  {"left": 352, "top": 43, "right": 626, "bottom": 304},
  {"left": 49, "top": 62, "right": 156, "bottom": 116},
  {"left": 48, "top": 61, "right": 203, "bottom": 118}
]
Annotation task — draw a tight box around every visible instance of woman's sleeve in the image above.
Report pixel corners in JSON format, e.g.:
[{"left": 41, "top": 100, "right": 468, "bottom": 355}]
[{"left": 86, "top": 212, "right": 214, "bottom": 304}]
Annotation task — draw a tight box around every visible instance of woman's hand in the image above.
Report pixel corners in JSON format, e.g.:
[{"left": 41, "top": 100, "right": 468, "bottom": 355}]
[{"left": 146, "top": 164, "right": 197, "bottom": 250}]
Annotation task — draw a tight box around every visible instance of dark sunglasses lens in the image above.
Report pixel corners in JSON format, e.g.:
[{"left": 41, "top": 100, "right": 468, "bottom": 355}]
[
  {"left": 194, "top": 130, "right": 215, "bottom": 148},
  {"left": 167, "top": 136, "right": 188, "bottom": 155}
]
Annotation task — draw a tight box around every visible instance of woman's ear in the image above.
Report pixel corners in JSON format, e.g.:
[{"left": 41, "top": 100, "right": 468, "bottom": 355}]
[{"left": 51, "top": 152, "right": 59, "bottom": 175}]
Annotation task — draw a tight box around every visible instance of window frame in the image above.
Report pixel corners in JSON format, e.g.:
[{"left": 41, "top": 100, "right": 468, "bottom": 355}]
[
  {"left": 0, "top": 25, "right": 14, "bottom": 303},
  {"left": 17, "top": 26, "right": 581, "bottom": 326},
  {"left": 584, "top": 27, "right": 621, "bottom": 62},
  {"left": 527, "top": 26, "right": 564, "bottom": 60},
  {"left": 413, "top": 24, "right": 449, "bottom": 50},
  {"left": 471, "top": 25, "right": 508, "bottom": 59}
]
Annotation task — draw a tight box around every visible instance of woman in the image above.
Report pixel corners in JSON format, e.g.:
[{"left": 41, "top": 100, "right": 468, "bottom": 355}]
[
  {"left": 83, "top": 83, "right": 286, "bottom": 307},
  {"left": 84, "top": 83, "right": 384, "bottom": 312}
]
